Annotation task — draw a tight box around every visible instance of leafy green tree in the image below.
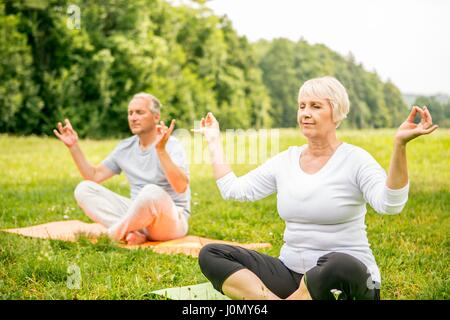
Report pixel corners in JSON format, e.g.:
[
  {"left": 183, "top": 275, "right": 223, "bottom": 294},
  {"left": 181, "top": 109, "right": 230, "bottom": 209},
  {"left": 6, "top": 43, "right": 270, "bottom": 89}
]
[
  {"left": 0, "top": 2, "right": 43, "bottom": 133},
  {"left": 0, "top": 0, "right": 416, "bottom": 135},
  {"left": 255, "top": 38, "right": 408, "bottom": 128}
]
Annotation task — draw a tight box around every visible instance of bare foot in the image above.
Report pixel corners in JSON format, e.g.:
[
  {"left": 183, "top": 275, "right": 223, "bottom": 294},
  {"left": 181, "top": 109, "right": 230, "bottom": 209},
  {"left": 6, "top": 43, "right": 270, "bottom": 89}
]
[
  {"left": 125, "top": 231, "right": 148, "bottom": 245},
  {"left": 286, "top": 278, "right": 312, "bottom": 300}
]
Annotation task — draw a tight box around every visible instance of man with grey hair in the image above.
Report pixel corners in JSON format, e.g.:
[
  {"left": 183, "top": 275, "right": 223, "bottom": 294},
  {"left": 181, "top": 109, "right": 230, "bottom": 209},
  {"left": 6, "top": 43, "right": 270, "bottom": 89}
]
[{"left": 53, "top": 93, "right": 190, "bottom": 245}]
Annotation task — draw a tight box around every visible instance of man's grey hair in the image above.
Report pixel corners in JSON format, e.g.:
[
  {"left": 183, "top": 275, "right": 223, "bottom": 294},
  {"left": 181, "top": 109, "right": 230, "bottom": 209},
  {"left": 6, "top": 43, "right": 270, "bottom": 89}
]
[{"left": 132, "top": 93, "right": 162, "bottom": 114}]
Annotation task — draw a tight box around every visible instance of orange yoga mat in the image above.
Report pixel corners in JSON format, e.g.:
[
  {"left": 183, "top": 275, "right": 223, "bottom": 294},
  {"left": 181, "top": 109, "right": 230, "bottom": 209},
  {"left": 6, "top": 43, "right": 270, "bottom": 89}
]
[{"left": 1, "top": 220, "right": 271, "bottom": 257}]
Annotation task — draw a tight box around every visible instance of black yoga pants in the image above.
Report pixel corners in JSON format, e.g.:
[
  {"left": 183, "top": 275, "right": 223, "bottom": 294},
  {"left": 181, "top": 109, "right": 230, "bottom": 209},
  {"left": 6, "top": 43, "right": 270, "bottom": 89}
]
[{"left": 198, "top": 243, "right": 380, "bottom": 300}]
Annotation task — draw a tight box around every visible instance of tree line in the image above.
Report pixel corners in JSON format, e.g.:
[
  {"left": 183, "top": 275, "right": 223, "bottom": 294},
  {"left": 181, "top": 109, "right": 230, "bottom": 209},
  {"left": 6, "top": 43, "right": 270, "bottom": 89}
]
[{"left": 1, "top": 0, "right": 443, "bottom": 138}]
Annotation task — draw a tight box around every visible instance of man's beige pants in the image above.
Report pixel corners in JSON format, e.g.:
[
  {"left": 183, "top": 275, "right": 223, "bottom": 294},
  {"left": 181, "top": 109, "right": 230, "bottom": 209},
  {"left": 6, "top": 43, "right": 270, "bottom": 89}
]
[{"left": 74, "top": 180, "right": 188, "bottom": 241}]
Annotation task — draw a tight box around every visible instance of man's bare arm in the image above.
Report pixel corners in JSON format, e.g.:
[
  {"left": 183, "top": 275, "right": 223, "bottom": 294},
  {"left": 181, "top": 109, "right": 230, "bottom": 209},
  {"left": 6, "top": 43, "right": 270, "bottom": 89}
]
[
  {"left": 54, "top": 119, "right": 116, "bottom": 183},
  {"left": 157, "top": 148, "right": 189, "bottom": 193},
  {"left": 154, "top": 120, "right": 189, "bottom": 193}
]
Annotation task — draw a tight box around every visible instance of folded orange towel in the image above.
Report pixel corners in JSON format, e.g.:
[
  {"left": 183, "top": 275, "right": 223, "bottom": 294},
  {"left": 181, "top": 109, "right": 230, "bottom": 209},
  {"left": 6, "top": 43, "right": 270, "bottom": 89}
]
[{"left": 2, "top": 220, "right": 271, "bottom": 257}]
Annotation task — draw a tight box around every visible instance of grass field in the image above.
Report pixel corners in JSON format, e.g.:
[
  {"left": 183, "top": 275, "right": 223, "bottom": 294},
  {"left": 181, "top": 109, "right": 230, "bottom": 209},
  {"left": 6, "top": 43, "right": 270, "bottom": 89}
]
[{"left": 0, "top": 129, "right": 449, "bottom": 299}]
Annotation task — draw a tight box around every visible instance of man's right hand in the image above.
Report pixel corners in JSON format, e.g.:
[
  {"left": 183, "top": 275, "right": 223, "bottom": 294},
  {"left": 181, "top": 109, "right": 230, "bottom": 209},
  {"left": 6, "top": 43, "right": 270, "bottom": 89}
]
[{"left": 53, "top": 119, "right": 78, "bottom": 148}]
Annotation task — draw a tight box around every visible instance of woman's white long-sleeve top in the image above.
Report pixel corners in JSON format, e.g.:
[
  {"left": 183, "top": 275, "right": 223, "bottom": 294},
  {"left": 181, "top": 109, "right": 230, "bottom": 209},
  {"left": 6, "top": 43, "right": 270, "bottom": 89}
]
[{"left": 216, "top": 143, "right": 409, "bottom": 284}]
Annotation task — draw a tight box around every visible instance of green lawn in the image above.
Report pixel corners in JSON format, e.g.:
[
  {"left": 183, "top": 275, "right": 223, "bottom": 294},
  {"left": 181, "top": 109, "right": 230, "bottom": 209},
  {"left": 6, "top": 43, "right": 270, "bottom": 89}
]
[{"left": 0, "top": 129, "right": 449, "bottom": 299}]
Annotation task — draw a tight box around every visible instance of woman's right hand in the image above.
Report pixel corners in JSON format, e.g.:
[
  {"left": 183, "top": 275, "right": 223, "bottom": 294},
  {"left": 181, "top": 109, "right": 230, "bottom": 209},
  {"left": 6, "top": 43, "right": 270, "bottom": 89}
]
[
  {"left": 193, "top": 112, "right": 231, "bottom": 179},
  {"left": 193, "top": 112, "right": 221, "bottom": 144},
  {"left": 53, "top": 119, "right": 79, "bottom": 148}
]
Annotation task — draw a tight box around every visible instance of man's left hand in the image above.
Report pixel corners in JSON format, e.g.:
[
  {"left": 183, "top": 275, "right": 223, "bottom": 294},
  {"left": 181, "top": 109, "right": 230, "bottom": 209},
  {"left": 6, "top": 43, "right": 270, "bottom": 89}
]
[{"left": 155, "top": 119, "right": 176, "bottom": 151}]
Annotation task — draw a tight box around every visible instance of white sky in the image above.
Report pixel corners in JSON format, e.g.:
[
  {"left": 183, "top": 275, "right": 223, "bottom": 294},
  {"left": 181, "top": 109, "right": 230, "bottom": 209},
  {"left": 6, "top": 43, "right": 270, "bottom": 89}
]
[{"left": 205, "top": 0, "right": 450, "bottom": 95}]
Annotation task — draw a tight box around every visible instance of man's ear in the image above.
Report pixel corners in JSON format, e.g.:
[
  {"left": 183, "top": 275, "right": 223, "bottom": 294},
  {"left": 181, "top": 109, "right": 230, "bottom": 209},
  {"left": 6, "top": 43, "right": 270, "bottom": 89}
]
[{"left": 154, "top": 113, "right": 161, "bottom": 122}]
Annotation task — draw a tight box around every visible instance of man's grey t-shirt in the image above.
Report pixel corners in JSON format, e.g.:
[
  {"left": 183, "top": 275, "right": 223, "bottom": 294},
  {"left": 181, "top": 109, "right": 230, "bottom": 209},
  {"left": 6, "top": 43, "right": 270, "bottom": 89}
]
[{"left": 102, "top": 135, "right": 191, "bottom": 218}]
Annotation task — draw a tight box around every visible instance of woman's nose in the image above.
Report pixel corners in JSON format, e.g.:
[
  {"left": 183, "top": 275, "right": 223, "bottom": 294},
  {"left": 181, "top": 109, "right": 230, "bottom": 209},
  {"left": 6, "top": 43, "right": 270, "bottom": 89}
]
[{"left": 302, "top": 111, "right": 312, "bottom": 119}]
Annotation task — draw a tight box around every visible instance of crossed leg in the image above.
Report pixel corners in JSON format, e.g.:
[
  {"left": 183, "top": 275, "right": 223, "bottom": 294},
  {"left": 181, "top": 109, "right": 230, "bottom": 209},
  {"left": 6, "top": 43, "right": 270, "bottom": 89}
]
[{"left": 74, "top": 181, "right": 188, "bottom": 244}]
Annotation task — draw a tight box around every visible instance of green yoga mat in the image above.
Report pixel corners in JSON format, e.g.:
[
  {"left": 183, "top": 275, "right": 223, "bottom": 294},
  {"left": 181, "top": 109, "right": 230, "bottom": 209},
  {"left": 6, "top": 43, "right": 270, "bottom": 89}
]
[{"left": 150, "top": 282, "right": 230, "bottom": 300}]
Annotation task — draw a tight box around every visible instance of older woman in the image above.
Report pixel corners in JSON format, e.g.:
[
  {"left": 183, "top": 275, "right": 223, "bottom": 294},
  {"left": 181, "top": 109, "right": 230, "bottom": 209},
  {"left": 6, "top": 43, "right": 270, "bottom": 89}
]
[{"left": 195, "top": 76, "right": 438, "bottom": 300}]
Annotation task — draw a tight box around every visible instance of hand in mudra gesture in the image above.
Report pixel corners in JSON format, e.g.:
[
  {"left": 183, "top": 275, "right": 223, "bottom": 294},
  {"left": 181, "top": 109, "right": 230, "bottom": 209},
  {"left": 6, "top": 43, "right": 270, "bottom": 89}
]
[
  {"left": 155, "top": 119, "right": 175, "bottom": 151},
  {"left": 395, "top": 106, "right": 438, "bottom": 145},
  {"left": 53, "top": 119, "right": 78, "bottom": 148},
  {"left": 192, "top": 112, "right": 221, "bottom": 143}
]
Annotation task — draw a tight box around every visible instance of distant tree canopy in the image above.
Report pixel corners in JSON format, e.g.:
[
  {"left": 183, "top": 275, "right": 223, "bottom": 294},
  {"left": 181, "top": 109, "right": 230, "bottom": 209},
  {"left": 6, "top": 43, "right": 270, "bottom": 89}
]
[
  {"left": 255, "top": 38, "right": 410, "bottom": 128},
  {"left": 0, "top": 0, "right": 424, "bottom": 138}
]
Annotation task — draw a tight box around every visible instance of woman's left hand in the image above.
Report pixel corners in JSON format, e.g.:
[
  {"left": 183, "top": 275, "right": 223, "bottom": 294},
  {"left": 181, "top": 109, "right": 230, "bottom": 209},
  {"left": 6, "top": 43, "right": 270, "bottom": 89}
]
[{"left": 395, "top": 106, "right": 438, "bottom": 145}]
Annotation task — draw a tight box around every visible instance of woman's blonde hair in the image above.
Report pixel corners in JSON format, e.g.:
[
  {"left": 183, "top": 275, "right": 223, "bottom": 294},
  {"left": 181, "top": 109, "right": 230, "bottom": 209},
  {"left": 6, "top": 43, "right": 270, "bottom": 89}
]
[{"left": 298, "top": 76, "right": 350, "bottom": 128}]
